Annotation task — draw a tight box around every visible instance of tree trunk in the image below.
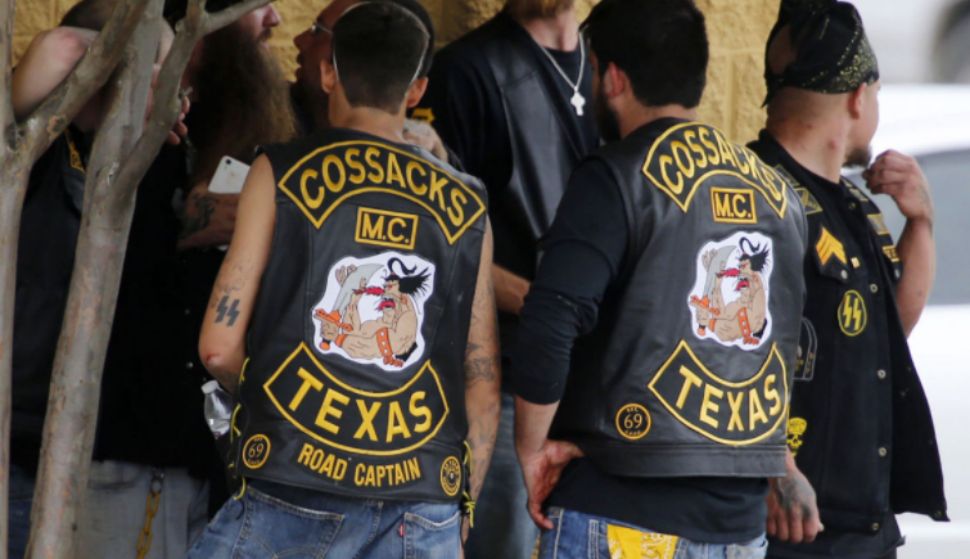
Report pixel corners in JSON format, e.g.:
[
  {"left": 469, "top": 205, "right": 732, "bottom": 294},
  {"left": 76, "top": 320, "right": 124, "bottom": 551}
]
[{"left": 25, "top": 3, "right": 162, "bottom": 556}]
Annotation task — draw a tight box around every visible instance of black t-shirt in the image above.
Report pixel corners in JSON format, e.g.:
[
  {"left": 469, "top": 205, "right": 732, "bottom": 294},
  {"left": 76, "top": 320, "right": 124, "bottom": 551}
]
[{"left": 511, "top": 158, "right": 767, "bottom": 543}]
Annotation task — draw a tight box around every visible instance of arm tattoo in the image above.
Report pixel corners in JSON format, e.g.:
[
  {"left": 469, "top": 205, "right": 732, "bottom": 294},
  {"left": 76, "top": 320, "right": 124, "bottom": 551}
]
[
  {"left": 774, "top": 473, "right": 816, "bottom": 518},
  {"left": 179, "top": 192, "right": 215, "bottom": 239},
  {"left": 214, "top": 295, "right": 241, "bottom": 326}
]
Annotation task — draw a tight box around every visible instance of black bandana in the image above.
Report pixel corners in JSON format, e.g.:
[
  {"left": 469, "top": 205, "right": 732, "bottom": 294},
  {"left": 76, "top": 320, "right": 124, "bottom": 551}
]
[{"left": 763, "top": 0, "right": 879, "bottom": 104}]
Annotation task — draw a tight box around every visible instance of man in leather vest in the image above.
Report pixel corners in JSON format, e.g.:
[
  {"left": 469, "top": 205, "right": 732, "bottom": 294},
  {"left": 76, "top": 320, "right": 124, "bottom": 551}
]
[
  {"left": 190, "top": 4, "right": 500, "bottom": 557},
  {"left": 748, "top": 2, "right": 947, "bottom": 558},
  {"left": 414, "top": 1, "right": 599, "bottom": 555},
  {"left": 511, "top": 0, "right": 819, "bottom": 556}
]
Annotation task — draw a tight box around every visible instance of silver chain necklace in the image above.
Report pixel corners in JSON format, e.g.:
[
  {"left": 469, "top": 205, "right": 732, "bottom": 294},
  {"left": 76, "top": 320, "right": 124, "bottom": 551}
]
[{"left": 536, "top": 36, "right": 586, "bottom": 116}]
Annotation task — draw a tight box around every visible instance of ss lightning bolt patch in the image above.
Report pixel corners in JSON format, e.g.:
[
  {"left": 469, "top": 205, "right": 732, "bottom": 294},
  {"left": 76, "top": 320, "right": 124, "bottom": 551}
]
[{"left": 216, "top": 296, "right": 241, "bottom": 326}]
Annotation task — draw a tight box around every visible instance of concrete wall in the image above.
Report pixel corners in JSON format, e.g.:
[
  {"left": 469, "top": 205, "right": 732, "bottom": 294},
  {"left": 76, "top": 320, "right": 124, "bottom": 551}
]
[{"left": 11, "top": 0, "right": 778, "bottom": 140}]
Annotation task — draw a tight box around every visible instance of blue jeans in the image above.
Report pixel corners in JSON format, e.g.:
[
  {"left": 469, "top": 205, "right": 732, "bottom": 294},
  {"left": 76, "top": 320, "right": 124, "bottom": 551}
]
[
  {"left": 186, "top": 484, "right": 461, "bottom": 558},
  {"left": 539, "top": 507, "right": 768, "bottom": 559},
  {"left": 465, "top": 392, "right": 539, "bottom": 559}
]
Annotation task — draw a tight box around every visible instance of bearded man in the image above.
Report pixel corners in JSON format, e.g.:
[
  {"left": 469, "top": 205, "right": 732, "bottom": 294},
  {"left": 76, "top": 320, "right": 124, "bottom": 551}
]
[{"left": 413, "top": 2, "right": 599, "bottom": 555}]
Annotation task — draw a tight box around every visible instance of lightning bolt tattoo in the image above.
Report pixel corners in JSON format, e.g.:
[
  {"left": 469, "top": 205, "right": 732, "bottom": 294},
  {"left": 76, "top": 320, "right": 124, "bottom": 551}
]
[{"left": 215, "top": 295, "right": 241, "bottom": 326}]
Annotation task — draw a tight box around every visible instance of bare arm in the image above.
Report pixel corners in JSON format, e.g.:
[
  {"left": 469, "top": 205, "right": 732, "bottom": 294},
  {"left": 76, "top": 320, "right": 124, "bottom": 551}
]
[
  {"left": 863, "top": 150, "right": 935, "bottom": 335},
  {"left": 198, "top": 155, "right": 275, "bottom": 393},
  {"left": 464, "top": 221, "right": 501, "bottom": 503},
  {"left": 11, "top": 27, "right": 97, "bottom": 119},
  {"left": 492, "top": 264, "right": 531, "bottom": 315},
  {"left": 177, "top": 184, "right": 240, "bottom": 251}
]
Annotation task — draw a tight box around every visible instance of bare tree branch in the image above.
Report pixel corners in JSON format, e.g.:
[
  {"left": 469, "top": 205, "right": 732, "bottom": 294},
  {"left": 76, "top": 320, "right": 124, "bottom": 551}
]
[
  {"left": 204, "top": 0, "right": 273, "bottom": 34},
  {"left": 25, "top": 3, "right": 163, "bottom": 556},
  {"left": 0, "top": 0, "right": 13, "bottom": 152},
  {"left": 20, "top": 0, "right": 148, "bottom": 163}
]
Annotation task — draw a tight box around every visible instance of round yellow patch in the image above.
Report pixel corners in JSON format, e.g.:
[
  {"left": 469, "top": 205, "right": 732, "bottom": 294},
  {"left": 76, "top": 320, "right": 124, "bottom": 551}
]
[
  {"left": 837, "top": 290, "right": 868, "bottom": 337},
  {"left": 615, "top": 403, "right": 652, "bottom": 441},
  {"left": 242, "top": 434, "right": 271, "bottom": 470},
  {"left": 439, "top": 456, "right": 462, "bottom": 497}
]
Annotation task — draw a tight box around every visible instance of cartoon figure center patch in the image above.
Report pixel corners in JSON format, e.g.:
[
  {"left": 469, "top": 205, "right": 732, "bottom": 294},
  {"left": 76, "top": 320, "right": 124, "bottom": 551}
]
[
  {"left": 313, "top": 252, "right": 435, "bottom": 371},
  {"left": 688, "top": 232, "right": 773, "bottom": 350}
]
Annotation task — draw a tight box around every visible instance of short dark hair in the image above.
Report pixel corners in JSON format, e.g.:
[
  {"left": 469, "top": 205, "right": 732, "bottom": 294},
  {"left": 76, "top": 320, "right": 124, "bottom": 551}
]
[
  {"left": 332, "top": 2, "right": 430, "bottom": 113},
  {"left": 384, "top": 0, "right": 435, "bottom": 76},
  {"left": 583, "top": 0, "right": 708, "bottom": 108}
]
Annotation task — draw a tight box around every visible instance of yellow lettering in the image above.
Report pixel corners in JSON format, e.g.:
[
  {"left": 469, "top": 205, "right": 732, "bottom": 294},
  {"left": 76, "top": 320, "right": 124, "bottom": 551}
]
[
  {"left": 365, "top": 147, "right": 385, "bottom": 183},
  {"left": 409, "top": 391, "right": 432, "bottom": 433},
  {"left": 289, "top": 368, "right": 323, "bottom": 411},
  {"left": 386, "top": 401, "right": 412, "bottom": 442},
  {"left": 315, "top": 389, "right": 350, "bottom": 435},
  {"left": 676, "top": 366, "right": 703, "bottom": 409},
  {"left": 732, "top": 194, "right": 748, "bottom": 217},
  {"left": 387, "top": 217, "right": 408, "bottom": 243},
  {"left": 386, "top": 153, "right": 406, "bottom": 188},
  {"left": 297, "top": 443, "right": 314, "bottom": 465},
  {"left": 299, "top": 169, "right": 323, "bottom": 210},
  {"left": 714, "top": 192, "right": 733, "bottom": 217},
  {"left": 699, "top": 127, "right": 720, "bottom": 165},
  {"left": 700, "top": 384, "right": 723, "bottom": 429},
  {"left": 429, "top": 172, "right": 448, "bottom": 211},
  {"left": 764, "top": 374, "right": 782, "bottom": 416},
  {"left": 360, "top": 213, "right": 385, "bottom": 240},
  {"left": 407, "top": 458, "right": 421, "bottom": 480},
  {"left": 354, "top": 463, "right": 366, "bottom": 486},
  {"left": 684, "top": 129, "right": 708, "bottom": 169},
  {"left": 727, "top": 391, "right": 745, "bottom": 432},
  {"left": 748, "top": 388, "right": 769, "bottom": 429},
  {"left": 659, "top": 154, "right": 684, "bottom": 195},
  {"left": 406, "top": 161, "right": 428, "bottom": 196},
  {"left": 715, "top": 131, "right": 736, "bottom": 169},
  {"left": 671, "top": 140, "right": 696, "bottom": 180},
  {"left": 322, "top": 154, "right": 346, "bottom": 194},
  {"left": 346, "top": 148, "right": 366, "bottom": 184},
  {"left": 447, "top": 189, "right": 467, "bottom": 227},
  {"left": 353, "top": 400, "right": 381, "bottom": 441}
]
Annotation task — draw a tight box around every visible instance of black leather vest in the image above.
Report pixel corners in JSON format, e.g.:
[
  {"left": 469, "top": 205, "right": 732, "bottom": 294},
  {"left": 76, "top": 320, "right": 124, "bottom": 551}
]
[
  {"left": 233, "top": 129, "right": 488, "bottom": 502},
  {"left": 555, "top": 120, "right": 807, "bottom": 478}
]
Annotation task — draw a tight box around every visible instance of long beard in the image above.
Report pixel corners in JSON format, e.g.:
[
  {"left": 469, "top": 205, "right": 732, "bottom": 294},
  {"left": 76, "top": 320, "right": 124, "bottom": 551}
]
[
  {"left": 844, "top": 145, "right": 873, "bottom": 169},
  {"left": 192, "top": 24, "right": 296, "bottom": 184}
]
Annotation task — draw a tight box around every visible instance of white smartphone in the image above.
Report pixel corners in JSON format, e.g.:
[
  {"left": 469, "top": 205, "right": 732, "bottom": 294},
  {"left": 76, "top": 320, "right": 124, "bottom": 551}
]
[{"left": 208, "top": 155, "right": 250, "bottom": 194}]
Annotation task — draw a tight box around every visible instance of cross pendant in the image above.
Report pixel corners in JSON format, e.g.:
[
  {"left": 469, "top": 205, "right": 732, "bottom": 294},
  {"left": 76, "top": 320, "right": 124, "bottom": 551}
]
[{"left": 570, "top": 91, "right": 586, "bottom": 117}]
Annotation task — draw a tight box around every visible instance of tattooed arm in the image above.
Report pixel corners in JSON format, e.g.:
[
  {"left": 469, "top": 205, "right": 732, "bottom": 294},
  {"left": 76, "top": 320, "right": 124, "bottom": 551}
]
[
  {"left": 177, "top": 185, "right": 239, "bottom": 251},
  {"left": 463, "top": 221, "right": 501, "bottom": 513},
  {"left": 198, "top": 155, "right": 276, "bottom": 393},
  {"left": 766, "top": 448, "right": 824, "bottom": 543}
]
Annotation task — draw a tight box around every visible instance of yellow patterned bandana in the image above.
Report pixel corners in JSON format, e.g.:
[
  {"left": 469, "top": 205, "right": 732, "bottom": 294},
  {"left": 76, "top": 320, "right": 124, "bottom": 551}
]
[{"left": 764, "top": 0, "right": 879, "bottom": 104}]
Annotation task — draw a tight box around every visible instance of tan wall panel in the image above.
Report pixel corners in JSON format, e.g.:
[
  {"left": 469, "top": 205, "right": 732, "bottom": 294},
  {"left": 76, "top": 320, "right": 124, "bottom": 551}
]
[{"left": 12, "top": 0, "right": 778, "bottom": 140}]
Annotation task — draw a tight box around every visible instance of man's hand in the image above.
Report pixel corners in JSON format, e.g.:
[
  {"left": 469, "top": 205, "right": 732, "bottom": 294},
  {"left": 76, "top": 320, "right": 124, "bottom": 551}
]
[
  {"left": 863, "top": 150, "right": 933, "bottom": 224},
  {"left": 493, "top": 265, "right": 531, "bottom": 315},
  {"left": 403, "top": 118, "right": 449, "bottom": 162},
  {"left": 766, "top": 452, "right": 823, "bottom": 543},
  {"left": 178, "top": 185, "right": 239, "bottom": 251},
  {"left": 518, "top": 439, "right": 583, "bottom": 530}
]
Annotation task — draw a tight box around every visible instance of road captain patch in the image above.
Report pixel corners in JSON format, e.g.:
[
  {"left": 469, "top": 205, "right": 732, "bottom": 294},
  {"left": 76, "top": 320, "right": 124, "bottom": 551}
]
[
  {"left": 313, "top": 252, "right": 435, "bottom": 371},
  {"left": 276, "top": 141, "right": 485, "bottom": 244},
  {"left": 689, "top": 232, "right": 774, "bottom": 350}
]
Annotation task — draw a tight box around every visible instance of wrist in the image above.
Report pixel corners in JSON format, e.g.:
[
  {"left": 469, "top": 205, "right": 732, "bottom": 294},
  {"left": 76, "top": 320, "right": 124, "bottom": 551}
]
[{"left": 906, "top": 214, "right": 934, "bottom": 234}]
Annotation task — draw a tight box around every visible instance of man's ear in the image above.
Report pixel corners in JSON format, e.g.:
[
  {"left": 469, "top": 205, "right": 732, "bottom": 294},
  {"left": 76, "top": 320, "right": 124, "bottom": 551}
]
[
  {"left": 405, "top": 76, "right": 429, "bottom": 109},
  {"left": 603, "top": 62, "right": 626, "bottom": 100},
  {"left": 847, "top": 82, "right": 867, "bottom": 119},
  {"left": 322, "top": 60, "right": 337, "bottom": 94}
]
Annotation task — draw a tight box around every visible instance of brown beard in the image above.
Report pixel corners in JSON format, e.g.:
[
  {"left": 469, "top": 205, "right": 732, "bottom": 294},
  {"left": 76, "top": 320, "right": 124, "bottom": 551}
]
[
  {"left": 190, "top": 23, "right": 296, "bottom": 185},
  {"left": 844, "top": 145, "right": 872, "bottom": 169},
  {"left": 506, "top": 0, "right": 575, "bottom": 19}
]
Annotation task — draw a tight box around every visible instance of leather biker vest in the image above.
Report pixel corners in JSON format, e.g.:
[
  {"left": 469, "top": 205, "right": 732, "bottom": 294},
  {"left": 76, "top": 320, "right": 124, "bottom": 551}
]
[{"left": 233, "top": 128, "right": 488, "bottom": 502}]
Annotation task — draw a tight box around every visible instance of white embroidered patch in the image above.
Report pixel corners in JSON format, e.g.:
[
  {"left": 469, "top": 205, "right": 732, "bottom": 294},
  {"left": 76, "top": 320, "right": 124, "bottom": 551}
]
[
  {"left": 312, "top": 252, "right": 435, "bottom": 371},
  {"left": 687, "top": 232, "right": 774, "bottom": 351}
]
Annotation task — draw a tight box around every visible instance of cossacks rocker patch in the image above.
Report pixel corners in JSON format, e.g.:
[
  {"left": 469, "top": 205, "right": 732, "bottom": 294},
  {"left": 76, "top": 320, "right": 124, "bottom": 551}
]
[
  {"left": 312, "top": 252, "right": 435, "bottom": 371},
  {"left": 689, "top": 232, "right": 774, "bottom": 350}
]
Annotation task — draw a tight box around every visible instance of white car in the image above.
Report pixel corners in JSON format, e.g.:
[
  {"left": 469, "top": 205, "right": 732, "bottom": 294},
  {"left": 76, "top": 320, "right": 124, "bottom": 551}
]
[
  {"left": 846, "top": 85, "right": 970, "bottom": 559},
  {"left": 852, "top": 0, "right": 970, "bottom": 83}
]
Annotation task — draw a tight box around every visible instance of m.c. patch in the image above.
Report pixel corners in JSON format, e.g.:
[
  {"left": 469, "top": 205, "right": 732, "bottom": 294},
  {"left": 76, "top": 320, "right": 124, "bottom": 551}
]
[
  {"left": 355, "top": 207, "right": 418, "bottom": 250},
  {"left": 710, "top": 187, "right": 757, "bottom": 224}
]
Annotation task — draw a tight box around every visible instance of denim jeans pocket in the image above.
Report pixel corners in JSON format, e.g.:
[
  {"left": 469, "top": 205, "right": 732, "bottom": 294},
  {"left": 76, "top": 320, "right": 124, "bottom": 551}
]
[
  {"left": 403, "top": 503, "right": 461, "bottom": 559},
  {"left": 236, "top": 488, "right": 345, "bottom": 558},
  {"left": 726, "top": 534, "right": 768, "bottom": 559}
]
